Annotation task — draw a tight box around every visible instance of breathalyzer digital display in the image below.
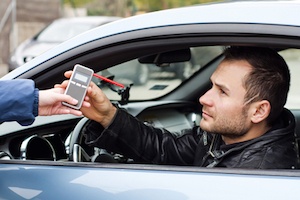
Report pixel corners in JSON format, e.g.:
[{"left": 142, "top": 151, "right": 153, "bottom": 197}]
[{"left": 74, "top": 72, "right": 88, "bottom": 83}]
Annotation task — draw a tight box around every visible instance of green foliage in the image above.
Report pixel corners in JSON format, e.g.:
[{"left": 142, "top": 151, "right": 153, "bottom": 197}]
[
  {"left": 63, "top": 0, "right": 221, "bottom": 16},
  {"left": 133, "top": 0, "right": 220, "bottom": 12},
  {"left": 63, "top": 0, "right": 94, "bottom": 7}
]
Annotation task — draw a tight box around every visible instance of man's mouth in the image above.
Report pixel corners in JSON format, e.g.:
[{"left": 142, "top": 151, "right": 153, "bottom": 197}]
[{"left": 202, "top": 110, "right": 212, "bottom": 118}]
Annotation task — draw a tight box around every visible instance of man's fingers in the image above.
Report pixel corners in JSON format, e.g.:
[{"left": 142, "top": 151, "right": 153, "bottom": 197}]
[{"left": 64, "top": 71, "right": 72, "bottom": 78}]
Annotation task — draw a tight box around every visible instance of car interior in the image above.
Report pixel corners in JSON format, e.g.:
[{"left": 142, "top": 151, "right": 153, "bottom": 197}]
[{"left": 1, "top": 43, "right": 300, "bottom": 171}]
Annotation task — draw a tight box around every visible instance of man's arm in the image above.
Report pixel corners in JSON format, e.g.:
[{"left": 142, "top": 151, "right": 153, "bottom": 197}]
[
  {"left": 83, "top": 108, "right": 199, "bottom": 165},
  {"left": 57, "top": 71, "right": 199, "bottom": 164}
]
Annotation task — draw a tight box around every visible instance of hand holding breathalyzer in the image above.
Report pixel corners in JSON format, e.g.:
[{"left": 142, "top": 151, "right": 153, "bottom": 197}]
[
  {"left": 62, "top": 64, "right": 94, "bottom": 110},
  {"left": 58, "top": 68, "right": 117, "bottom": 128}
]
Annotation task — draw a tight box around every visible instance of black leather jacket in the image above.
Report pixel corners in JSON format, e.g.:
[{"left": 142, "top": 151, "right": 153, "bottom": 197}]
[{"left": 84, "top": 108, "right": 298, "bottom": 169}]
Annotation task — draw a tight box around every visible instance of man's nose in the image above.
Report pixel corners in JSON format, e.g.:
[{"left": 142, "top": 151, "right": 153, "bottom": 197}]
[{"left": 199, "top": 89, "right": 213, "bottom": 106}]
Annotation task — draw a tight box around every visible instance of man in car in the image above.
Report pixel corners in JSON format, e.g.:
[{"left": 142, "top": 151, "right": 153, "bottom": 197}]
[
  {"left": 60, "top": 46, "right": 298, "bottom": 169},
  {"left": 0, "top": 79, "right": 86, "bottom": 126}
]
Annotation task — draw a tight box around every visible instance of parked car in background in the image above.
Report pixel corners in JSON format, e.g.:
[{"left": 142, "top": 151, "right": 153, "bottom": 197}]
[
  {"left": 8, "top": 16, "right": 121, "bottom": 71},
  {"left": 8, "top": 16, "right": 151, "bottom": 85},
  {"left": 2, "top": 1, "right": 300, "bottom": 199}
]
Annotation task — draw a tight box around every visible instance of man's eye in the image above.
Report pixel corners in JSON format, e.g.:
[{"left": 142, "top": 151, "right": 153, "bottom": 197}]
[{"left": 219, "top": 89, "right": 226, "bottom": 95}]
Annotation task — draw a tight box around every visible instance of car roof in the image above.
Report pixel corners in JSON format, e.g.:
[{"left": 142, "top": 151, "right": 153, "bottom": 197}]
[
  {"left": 31, "top": 1, "right": 300, "bottom": 43},
  {"left": 50, "top": 16, "right": 122, "bottom": 26},
  {"left": 28, "top": 1, "right": 300, "bottom": 50},
  {"left": 119, "top": 1, "right": 300, "bottom": 27},
  {"left": 67, "top": 1, "right": 300, "bottom": 40}
]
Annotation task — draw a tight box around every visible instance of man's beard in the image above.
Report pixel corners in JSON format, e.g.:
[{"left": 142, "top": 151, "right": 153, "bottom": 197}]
[{"left": 201, "top": 107, "right": 250, "bottom": 138}]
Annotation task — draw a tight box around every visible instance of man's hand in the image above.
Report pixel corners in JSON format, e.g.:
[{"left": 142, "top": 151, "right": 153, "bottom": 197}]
[
  {"left": 38, "top": 88, "right": 87, "bottom": 116},
  {"left": 55, "top": 71, "right": 117, "bottom": 127}
]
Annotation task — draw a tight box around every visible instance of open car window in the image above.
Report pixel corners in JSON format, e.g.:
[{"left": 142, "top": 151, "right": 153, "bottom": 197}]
[
  {"left": 94, "top": 46, "right": 300, "bottom": 105},
  {"left": 96, "top": 46, "right": 224, "bottom": 101}
]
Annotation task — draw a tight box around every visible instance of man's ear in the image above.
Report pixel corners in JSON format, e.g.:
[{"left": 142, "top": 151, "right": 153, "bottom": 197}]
[{"left": 250, "top": 100, "right": 271, "bottom": 124}]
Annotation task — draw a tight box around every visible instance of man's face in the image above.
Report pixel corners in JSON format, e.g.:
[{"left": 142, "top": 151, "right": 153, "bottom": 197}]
[{"left": 199, "top": 60, "right": 253, "bottom": 138}]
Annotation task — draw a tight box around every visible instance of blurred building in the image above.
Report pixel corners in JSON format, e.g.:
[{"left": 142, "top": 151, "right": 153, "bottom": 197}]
[{"left": 0, "top": 0, "right": 61, "bottom": 75}]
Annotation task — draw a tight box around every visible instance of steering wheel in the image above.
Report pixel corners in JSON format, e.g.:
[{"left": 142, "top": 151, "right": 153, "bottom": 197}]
[
  {"left": 69, "top": 117, "right": 91, "bottom": 162},
  {"left": 69, "top": 117, "right": 117, "bottom": 163}
]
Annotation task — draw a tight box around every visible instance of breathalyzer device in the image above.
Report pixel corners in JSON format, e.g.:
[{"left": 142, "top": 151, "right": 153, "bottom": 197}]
[{"left": 62, "top": 64, "right": 94, "bottom": 109}]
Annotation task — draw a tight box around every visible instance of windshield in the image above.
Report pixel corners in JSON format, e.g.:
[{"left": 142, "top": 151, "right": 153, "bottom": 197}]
[{"left": 95, "top": 46, "right": 224, "bottom": 101}]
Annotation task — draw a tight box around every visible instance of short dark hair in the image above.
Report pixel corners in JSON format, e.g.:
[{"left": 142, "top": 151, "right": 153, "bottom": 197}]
[{"left": 223, "top": 46, "right": 290, "bottom": 125}]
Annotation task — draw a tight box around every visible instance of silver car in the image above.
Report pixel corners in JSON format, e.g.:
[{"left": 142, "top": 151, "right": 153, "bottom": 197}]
[{"left": 1, "top": 1, "right": 300, "bottom": 199}]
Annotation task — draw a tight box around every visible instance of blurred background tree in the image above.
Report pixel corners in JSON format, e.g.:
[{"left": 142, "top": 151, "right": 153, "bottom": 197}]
[
  {"left": 134, "top": 0, "right": 218, "bottom": 11},
  {"left": 63, "top": 0, "right": 220, "bottom": 17}
]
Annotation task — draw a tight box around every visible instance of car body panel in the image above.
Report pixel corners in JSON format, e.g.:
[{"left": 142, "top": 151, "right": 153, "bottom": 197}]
[{"left": 1, "top": 162, "right": 300, "bottom": 200}]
